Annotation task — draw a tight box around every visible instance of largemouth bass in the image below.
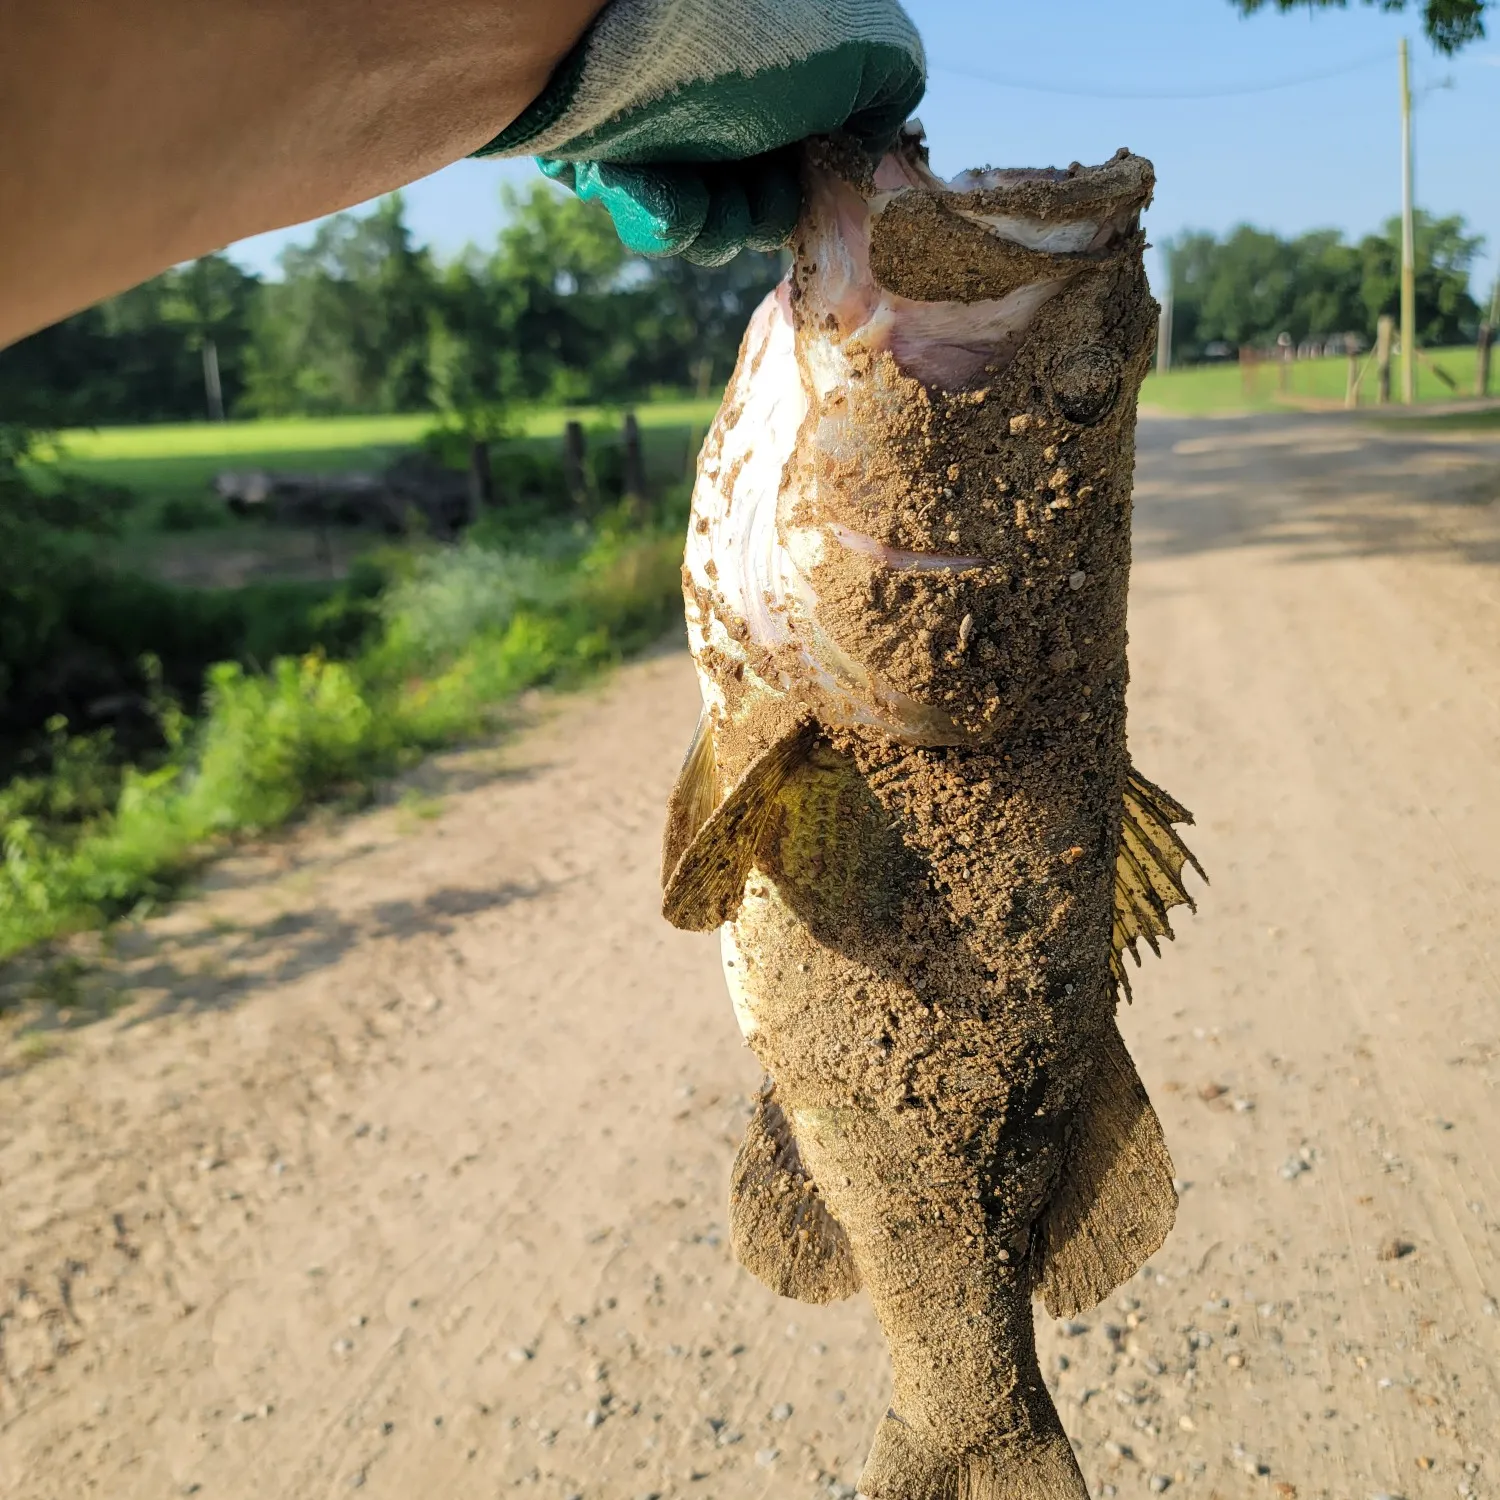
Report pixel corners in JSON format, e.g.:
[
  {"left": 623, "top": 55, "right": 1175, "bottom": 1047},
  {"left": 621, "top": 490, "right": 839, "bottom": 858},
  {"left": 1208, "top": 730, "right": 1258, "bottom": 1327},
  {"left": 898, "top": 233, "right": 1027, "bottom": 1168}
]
[{"left": 661, "top": 127, "right": 1205, "bottom": 1500}]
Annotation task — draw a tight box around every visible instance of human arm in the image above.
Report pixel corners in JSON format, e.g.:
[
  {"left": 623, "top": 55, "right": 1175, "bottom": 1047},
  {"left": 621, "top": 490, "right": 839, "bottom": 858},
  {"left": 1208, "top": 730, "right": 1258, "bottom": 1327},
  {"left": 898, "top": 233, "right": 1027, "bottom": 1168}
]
[{"left": 0, "top": 0, "right": 606, "bottom": 347}]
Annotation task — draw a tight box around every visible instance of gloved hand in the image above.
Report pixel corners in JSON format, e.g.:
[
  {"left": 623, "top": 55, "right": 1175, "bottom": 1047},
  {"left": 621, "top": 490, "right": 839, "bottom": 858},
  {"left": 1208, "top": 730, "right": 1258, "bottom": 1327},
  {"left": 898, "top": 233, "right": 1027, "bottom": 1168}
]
[{"left": 475, "top": 0, "right": 925, "bottom": 265}]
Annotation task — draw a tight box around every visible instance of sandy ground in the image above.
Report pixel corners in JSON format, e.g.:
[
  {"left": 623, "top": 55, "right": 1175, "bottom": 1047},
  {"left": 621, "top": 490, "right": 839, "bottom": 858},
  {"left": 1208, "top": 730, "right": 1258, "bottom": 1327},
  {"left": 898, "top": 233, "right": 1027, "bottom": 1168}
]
[{"left": 2, "top": 412, "right": 1499, "bottom": 1500}]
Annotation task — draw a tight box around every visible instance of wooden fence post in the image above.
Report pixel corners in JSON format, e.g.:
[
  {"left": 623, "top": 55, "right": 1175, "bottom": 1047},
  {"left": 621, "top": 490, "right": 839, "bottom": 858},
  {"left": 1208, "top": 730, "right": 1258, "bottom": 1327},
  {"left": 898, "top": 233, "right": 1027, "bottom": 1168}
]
[
  {"left": 622, "top": 412, "right": 647, "bottom": 511},
  {"left": 1375, "top": 315, "right": 1394, "bottom": 406},
  {"left": 563, "top": 420, "right": 589, "bottom": 512},
  {"left": 467, "top": 439, "right": 493, "bottom": 525}
]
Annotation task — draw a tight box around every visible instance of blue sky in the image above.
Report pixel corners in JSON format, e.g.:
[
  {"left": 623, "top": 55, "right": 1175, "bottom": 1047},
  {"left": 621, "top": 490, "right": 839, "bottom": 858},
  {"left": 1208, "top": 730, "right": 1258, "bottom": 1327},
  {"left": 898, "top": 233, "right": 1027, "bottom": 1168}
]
[{"left": 229, "top": 0, "right": 1500, "bottom": 309}]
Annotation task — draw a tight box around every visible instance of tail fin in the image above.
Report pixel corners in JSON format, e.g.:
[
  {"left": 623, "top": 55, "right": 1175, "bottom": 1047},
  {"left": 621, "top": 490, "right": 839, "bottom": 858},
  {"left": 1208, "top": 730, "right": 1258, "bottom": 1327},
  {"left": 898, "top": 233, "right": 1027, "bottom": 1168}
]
[{"left": 857, "top": 1412, "right": 1088, "bottom": 1500}]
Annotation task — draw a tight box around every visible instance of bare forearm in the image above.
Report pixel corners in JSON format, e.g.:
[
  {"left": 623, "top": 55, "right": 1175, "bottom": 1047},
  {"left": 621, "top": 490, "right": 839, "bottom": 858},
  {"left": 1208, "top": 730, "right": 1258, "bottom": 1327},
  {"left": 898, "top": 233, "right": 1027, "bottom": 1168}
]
[{"left": 0, "top": 0, "right": 603, "bottom": 347}]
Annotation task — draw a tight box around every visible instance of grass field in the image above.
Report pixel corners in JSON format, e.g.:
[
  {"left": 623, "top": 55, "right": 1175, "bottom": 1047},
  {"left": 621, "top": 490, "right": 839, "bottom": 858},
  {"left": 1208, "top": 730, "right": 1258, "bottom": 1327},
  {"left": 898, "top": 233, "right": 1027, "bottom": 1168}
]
[
  {"left": 46, "top": 401, "right": 723, "bottom": 507},
  {"left": 1140, "top": 343, "right": 1484, "bottom": 417},
  {"left": 33, "top": 354, "right": 1495, "bottom": 523}
]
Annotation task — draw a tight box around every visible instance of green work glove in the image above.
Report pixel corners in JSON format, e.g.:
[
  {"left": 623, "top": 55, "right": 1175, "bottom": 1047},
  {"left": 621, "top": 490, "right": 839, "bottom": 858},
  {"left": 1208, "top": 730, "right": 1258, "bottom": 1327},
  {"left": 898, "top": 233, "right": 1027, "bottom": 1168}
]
[{"left": 475, "top": 0, "right": 925, "bottom": 265}]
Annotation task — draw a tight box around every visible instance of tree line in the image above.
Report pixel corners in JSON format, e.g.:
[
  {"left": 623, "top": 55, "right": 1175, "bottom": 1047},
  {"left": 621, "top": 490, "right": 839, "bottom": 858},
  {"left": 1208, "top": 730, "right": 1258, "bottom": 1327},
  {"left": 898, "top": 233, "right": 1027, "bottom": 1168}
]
[
  {"left": 1165, "top": 210, "right": 1486, "bottom": 362},
  {"left": 1, "top": 188, "right": 1489, "bottom": 420},
  {"left": 0, "top": 186, "right": 784, "bottom": 429}
]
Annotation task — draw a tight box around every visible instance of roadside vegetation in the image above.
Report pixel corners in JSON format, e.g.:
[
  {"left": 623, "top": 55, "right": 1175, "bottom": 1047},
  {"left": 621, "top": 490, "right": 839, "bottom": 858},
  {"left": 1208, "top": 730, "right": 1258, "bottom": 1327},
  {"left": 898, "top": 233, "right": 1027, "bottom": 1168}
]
[{"left": 0, "top": 413, "right": 691, "bottom": 964}]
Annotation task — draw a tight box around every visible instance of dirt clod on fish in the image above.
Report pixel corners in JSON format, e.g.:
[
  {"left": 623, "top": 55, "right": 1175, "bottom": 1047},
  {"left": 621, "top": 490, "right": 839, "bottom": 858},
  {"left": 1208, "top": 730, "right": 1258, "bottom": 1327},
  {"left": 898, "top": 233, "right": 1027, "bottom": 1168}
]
[{"left": 662, "top": 126, "right": 1204, "bottom": 1499}]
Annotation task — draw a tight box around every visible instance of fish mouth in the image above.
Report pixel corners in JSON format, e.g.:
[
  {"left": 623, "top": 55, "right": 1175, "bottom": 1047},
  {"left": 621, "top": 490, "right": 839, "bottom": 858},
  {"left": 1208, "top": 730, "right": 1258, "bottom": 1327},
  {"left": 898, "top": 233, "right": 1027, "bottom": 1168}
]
[{"left": 800, "top": 133, "right": 1152, "bottom": 391}]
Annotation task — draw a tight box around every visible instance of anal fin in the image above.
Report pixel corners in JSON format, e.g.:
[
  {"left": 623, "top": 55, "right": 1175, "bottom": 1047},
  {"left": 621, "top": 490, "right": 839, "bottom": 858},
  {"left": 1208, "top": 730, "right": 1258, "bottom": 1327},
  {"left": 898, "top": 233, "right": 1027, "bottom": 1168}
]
[
  {"left": 1035, "top": 1019, "right": 1176, "bottom": 1319},
  {"left": 730, "top": 1080, "right": 860, "bottom": 1304}
]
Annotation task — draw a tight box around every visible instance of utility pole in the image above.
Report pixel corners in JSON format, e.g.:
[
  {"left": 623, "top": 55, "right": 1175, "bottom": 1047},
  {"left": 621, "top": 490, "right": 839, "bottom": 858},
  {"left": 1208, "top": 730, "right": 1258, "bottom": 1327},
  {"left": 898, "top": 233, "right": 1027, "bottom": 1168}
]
[{"left": 1399, "top": 38, "right": 1417, "bottom": 405}]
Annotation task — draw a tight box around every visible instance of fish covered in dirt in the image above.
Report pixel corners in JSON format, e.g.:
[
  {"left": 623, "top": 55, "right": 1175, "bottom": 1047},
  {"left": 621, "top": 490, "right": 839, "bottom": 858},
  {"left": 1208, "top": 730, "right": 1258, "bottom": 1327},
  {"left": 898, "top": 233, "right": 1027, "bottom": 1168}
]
[{"left": 660, "top": 125, "right": 1206, "bottom": 1500}]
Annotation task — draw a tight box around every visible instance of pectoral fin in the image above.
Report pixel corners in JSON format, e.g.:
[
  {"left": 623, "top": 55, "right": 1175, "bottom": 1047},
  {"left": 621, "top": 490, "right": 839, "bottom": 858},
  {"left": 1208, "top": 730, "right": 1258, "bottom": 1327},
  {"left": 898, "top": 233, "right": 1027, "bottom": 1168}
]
[
  {"left": 661, "top": 710, "right": 720, "bottom": 887},
  {"left": 1035, "top": 1019, "right": 1176, "bottom": 1319},
  {"left": 661, "top": 717, "right": 817, "bottom": 932},
  {"left": 730, "top": 1080, "right": 860, "bottom": 1304},
  {"left": 1111, "top": 765, "right": 1208, "bottom": 1001}
]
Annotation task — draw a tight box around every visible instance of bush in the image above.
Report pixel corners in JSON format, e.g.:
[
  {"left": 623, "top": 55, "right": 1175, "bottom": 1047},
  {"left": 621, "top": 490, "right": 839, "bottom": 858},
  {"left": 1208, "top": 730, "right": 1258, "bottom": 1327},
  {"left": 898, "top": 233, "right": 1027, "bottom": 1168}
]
[{"left": 0, "top": 508, "right": 687, "bottom": 961}]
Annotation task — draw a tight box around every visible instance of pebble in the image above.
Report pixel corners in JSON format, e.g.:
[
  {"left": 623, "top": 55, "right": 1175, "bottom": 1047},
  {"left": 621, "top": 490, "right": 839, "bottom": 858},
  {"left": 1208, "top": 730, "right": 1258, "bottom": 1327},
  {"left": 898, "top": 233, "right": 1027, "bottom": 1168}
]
[
  {"left": 1102, "top": 1439, "right": 1133, "bottom": 1460},
  {"left": 584, "top": 1408, "right": 604, "bottom": 1428},
  {"left": 1149, "top": 1476, "right": 1172, "bottom": 1493},
  {"left": 1060, "top": 1320, "right": 1090, "bottom": 1338},
  {"left": 754, "top": 1448, "right": 779, "bottom": 1468},
  {"left": 770, "top": 1402, "right": 794, "bottom": 1422},
  {"left": 1377, "top": 1237, "right": 1416, "bottom": 1262},
  {"left": 507, "top": 1346, "right": 533, "bottom": 1363}
]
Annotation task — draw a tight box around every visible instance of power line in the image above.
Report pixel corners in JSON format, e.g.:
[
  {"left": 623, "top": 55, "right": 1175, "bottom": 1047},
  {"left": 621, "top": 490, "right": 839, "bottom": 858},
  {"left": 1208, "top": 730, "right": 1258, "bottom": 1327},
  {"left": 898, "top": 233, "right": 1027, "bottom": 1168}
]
[{"left": 928, "top": 49, "right": 1389, "bottom": 102}]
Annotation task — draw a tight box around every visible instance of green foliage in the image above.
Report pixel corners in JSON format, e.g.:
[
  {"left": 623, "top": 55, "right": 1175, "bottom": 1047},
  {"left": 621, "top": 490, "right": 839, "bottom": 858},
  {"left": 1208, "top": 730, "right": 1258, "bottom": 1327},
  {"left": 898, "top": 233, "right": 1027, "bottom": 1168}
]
[
  {"left": 0, "top": 188, "right": 779, "bottom": 426},
  {"left": 0, "top": 513, "right": 686, "bottom": 961},
  {"left": 243, "top": 195, "right": 437, "bottom": 416},
  {"left": 1231, "top": 0, "right": 1485, "bottom": 53},
  {"left": 1166, "top": 211, "right": 1484, "bottom": 358},
  {"left": 0, "top": 426, "right": 346, "bottom": 764},
  {"left": 0, "top": 255, "right": 259, "bottom": 427}
]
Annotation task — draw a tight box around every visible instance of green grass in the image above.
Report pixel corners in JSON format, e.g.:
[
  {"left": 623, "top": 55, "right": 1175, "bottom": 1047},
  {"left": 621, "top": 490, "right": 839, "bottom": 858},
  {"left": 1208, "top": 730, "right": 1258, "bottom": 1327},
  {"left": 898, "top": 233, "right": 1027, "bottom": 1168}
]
[
  {"left": 1141, "top": 345, "right": 1482, "bottom": 416},
  {"left": 0, "top": 508, "right": 686, "bottom": 964},
  {"left": 40, "top": 400, "right": 724, "bottom": 520}
]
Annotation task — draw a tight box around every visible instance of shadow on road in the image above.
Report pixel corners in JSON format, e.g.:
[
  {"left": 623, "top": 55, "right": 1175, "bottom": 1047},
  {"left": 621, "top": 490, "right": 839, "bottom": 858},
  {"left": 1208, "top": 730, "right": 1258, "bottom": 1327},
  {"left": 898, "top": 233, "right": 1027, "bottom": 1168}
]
[{"left": 1134, "top": 413, "right": 1500, "bottom": 568}]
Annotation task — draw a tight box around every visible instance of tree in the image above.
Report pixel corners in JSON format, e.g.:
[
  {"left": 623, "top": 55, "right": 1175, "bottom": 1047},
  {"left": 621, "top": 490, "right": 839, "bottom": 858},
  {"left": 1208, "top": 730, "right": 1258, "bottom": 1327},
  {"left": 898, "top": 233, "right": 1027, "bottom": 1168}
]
[
  {"left": 243, "top": 194, "right": 437, "bottom": 415},
  {"left": 154, "top": 254, "right": 257, "bottom": 420},
  {"left": 1163, "top": 212, "right": 1482, "bottom": 358},
  {"left": 1356, "top": 210, "right": 1484, "bottom": 345},
  {"left": 486, "top": 182, "right": 633, "bottom": 401},
  {"left": 1231, "top": 0, "right": 1485, "bottom": 53},
  {"left": 0, "top": 256, "right": 258, "bottom": 425}
]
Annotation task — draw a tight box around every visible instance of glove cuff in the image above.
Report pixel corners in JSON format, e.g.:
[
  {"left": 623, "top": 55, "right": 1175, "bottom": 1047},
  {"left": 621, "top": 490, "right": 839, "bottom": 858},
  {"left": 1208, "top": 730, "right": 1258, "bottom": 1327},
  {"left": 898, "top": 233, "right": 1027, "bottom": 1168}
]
[{"left": 475, "top": 0, "right": 924, "bottom": 162}]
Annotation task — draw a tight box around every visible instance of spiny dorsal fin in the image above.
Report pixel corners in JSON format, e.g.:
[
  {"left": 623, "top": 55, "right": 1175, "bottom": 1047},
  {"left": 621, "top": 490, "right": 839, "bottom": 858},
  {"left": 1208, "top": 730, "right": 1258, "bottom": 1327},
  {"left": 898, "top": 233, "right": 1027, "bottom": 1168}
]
[
  {"left": 1111, "top": 764, "right": 1208, "bottom": 1002},
  {"left": 1035, "top": 1018, "right": 1176, "bottom": 1318},
  {"left": 730, "top": 1080, "right": 861, "bottom": 1304},
  {"left": 661, "top": 710, "right": 720, "bottom": 887},
  {"left": 661, "top": 717, "right": 817, "bottom": 932}
]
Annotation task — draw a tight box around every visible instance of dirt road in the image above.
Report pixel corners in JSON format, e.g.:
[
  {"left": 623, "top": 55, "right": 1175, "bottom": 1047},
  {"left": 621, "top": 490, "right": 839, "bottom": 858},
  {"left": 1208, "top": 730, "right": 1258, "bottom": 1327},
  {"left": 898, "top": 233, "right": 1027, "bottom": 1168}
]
[{"left": 3, "top": 413, "right": 1499, "bottom": 1500}]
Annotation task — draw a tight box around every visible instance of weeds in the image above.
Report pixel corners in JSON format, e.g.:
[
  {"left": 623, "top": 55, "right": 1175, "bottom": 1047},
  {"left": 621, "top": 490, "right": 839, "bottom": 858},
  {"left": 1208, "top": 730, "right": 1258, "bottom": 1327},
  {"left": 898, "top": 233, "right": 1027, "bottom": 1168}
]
[{"left": 0, "top": 502, "right": 687, "bottom": 962}]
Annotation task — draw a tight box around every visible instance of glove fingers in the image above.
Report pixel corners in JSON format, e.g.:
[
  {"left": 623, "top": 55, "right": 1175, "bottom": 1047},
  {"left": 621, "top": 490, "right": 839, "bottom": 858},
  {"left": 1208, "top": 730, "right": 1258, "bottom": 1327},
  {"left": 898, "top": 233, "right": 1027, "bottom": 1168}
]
[
  {"left": 541, "top": 154, "right": 799, "bottom": 262},
  {"left": 553, "top": 160, "right": 711, "bottom": 258}
]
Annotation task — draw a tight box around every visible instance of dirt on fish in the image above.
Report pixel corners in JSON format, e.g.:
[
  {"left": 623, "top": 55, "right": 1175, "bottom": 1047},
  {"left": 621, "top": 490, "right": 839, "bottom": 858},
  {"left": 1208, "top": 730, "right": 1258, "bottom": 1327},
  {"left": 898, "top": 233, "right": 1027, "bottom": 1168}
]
[{"left": 663, "top": 135, "right": 1190, "bottom": 1496}]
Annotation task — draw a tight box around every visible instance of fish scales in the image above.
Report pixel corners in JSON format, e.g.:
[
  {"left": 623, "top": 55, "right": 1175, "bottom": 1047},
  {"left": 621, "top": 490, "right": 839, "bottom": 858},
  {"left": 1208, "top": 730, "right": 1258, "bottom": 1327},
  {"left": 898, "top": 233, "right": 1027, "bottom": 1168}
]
[{"left": 662, "top": 127, "right": 1204, "bottom": 1499}]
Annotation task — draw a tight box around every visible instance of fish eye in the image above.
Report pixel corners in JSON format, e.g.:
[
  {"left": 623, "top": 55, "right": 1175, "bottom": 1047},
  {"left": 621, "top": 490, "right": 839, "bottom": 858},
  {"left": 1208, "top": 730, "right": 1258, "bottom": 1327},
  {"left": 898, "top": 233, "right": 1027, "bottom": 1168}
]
[{"left": 1049, "top": 344, "right": 1122, "bottom": 426}]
